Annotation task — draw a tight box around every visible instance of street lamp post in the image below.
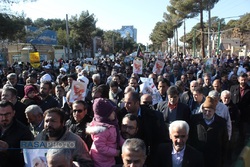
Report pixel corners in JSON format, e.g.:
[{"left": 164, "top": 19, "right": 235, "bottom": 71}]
[
  {"left": 207, "top": 0, "right": 212, "bottom": 58},
  {"left": 183, "top": 18, "right": 186, "bottom": 56},
  {"left": 66, "top": 14, "right": 70, "bottom": 60}
]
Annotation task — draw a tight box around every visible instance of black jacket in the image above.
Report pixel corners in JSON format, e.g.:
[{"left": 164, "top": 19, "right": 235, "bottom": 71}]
[
  {"left": 14, "top": 100, "right": 28, "bottom": 125},
  {"left": 230, "top": 84, "right": 250, "bottom": 121},
  {"left": 154, "top": 143, "right": 204, "bottom": 167},
  {"left": 65, "top": 115, "right": 93, "bottom": 149},
  {"left": 39, "top": 95, "right": 59, "bottom": 112},
  {"left": 189, "top": 113, "right": 228, "bottom": 167},
  {"left": 118, "top": 105, "right": 168, "bottom": 166},
  {"left": 157, "top": 101, "right": 191, "bottom": 128},
  {"left": 0, "top": 119, "right": 34, "bottom": 167}
]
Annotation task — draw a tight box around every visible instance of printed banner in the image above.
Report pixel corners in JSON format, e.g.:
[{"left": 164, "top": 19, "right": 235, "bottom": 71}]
[
  {"left": 23, "top": 149, "right": 48, "bottom": 167},
  {"left": 140, "top": 77, "right": 162, "bottom": 105},
  {"left": 152, "top": 60, "right": 164, "bottom": 75},
  {"left": 133, "top": 59, "right": 143, "bottom": 74},
  {"left": 69, "top": 80, "right": 87, "bottom": 102}
]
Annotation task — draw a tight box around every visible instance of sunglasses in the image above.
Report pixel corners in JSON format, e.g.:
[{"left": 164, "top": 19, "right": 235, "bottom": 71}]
[{"left": 73, "top": 109, "right": 83, "bottom": 113}]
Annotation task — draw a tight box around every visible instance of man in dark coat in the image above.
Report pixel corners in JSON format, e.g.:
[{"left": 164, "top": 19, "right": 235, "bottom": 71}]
[
  {"left": 2, "top": 86, "right": 28, "bottom": 125},
  {"left": 189, "top": 96, "right": 228, "bottom": 167},
  {"left": 118, "top": 91, "right": 167, "bottom": 166},
  {"left": 0, "top": 101, "right": 34, "bottom": 167},
  {"left": 39, "top": 81, "right": 59, "bottom": 112},
  {"left": 6, "top": 73, "right": 25, "bottom": 98},
  {"left": 154, "top": 120, "right": 204, "bottom": 167},
  {"left": 157, "top": 85, "right": 191, "bottom": 141},
  {"left": 230, "top": 72, "right": 250, "bottom": 146},
  {"left": 65, "top": 100, "right": 93, "bottom": 149}
]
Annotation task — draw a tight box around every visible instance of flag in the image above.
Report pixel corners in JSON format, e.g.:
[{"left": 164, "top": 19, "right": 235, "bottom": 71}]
[
  {"left": 29, "top": 52, "right": 40, "bottom": 68},
  {"left": 136, "top": 45, "right": 143, "bottom": 57}
]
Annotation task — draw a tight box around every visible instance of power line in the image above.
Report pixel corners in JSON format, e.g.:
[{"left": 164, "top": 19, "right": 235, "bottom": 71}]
[{"left": 193, "top": 27, "right": 235, "bottom": 34}]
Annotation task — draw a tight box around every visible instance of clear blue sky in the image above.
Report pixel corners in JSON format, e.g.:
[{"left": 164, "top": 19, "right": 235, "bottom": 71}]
[{"left": 10, "top": 0, "right": 250, "bottom": 45}]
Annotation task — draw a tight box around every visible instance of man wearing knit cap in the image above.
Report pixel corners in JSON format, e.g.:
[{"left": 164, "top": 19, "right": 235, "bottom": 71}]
[
  {"left": 198, "top": 90, "right": 232, "bottom": 140},
  {"left": 189, "top": 96, "right": 228, "bottom": 167}
]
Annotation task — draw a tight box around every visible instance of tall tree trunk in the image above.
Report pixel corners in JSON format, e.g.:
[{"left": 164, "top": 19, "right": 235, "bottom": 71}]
[{"left": 200, "top": 0, "right": 205, "bottom": 58}]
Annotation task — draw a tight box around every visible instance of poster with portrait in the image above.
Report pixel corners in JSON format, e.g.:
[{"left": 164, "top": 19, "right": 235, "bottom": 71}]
[
  {"left": 23, "top": 149, "right": 48, "bottom": 167},
  {"left": 133, "top": 59, "right": 143, "bottom": 74},
  {"left": 69, "top": 80, "right": 87, "bottom": 102},
  {"left": 152, "top": 60, "right": 164, "bottom": 75},
  {"left": 139, "top": 77, "right": 163, "bottom": 105}
]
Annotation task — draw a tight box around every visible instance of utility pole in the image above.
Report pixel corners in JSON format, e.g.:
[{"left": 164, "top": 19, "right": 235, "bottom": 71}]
[
  {"left": 183, "top": 19, "right": 186, "bottom": 56},
  {"left": 216, "top": 21, "right": 221, "bottom": 55},
  {"left": 199, "top": 0, "right": 205, "bottom": 58},
  {"left": 169, "top": 39, "right": 172, "bottom": 56},
  {"left": 193, "top": 30, "right": 196, "bottom": 57},
  {"left": 207, "top": 1, "right": 211, "bottom": 58},
  {"left": 66, "top": 14, "right": 70, "bottom": 60},
  {"left": 176, "top": 27, "right": 179, "bottom": 55},
  {"left": 112, "top": 33, "right": 114, "bottom": 53},
  {"left": 173, "top": 29, "right": 176, "bottom": 54}
]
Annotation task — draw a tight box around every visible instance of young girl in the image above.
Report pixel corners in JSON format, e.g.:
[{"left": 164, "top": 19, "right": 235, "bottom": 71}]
[
  {"left": 86, "top": 98, "right": 124, "bottom": 167},
  {"left": 21, "top": 85, "right": 41, "bottom": 106}
]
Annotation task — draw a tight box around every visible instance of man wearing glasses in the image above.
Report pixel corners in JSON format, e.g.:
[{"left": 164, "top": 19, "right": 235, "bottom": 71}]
[
  {"left": 0, "top": 101, "right": 34, "bottom": 167},
  {"left": 121, "top": 113, "right": 138, "bottom": 139},
  {"left": 66, "top": 100, "right": 92, "bottom": 149}
]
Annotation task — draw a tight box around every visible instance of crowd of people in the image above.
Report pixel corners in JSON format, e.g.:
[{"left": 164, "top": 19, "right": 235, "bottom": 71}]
[{"left": 0, "top": 53, "right": 249, "bottom": 167}]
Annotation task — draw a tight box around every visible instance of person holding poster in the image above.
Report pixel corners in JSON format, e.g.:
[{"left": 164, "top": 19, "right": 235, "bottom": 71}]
[{"left": 35, "top": 108, "right": 93, "bottom": 167}]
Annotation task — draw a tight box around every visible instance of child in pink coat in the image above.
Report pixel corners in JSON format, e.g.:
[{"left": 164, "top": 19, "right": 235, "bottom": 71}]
[{"left": 86, "top": 98, "right": 124, "bottom": 167}]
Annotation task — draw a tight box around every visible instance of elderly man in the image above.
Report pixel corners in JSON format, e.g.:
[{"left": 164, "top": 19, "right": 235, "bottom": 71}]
[
  {"left": 0, "top": 101, "right": 34, "bottom": 167},
  {"left": 113, "top": 138, "right": 147, "bottom": 167},
  {"left": 180, "top": 80, "right": 198, "bottom": 106},
  {"left": 221, "top": 90, "right": 239, "bottom": 161},
  {"left": 198, "top": 90, "right": 232, "bottom": 140},
  {"left": 189, "top": 96, "right": 228, "bottom": 167},
  {"left": 25, "top": 105, "right": 44, "bottom": 137},
  {"left": 86, "top": 73, "right": 101, "bottom": 100},
  {"left": 154, "top": 120, "right": 204, "bottom": 167},
  {"left": 35, "top": 107, "right": 93, "bottom": 167},
  {"left": 2, "top": 86, "right": 28, "bottom": 125},
  {"left": 6, "top": 73, "right": 24, "bottom": 98}
]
